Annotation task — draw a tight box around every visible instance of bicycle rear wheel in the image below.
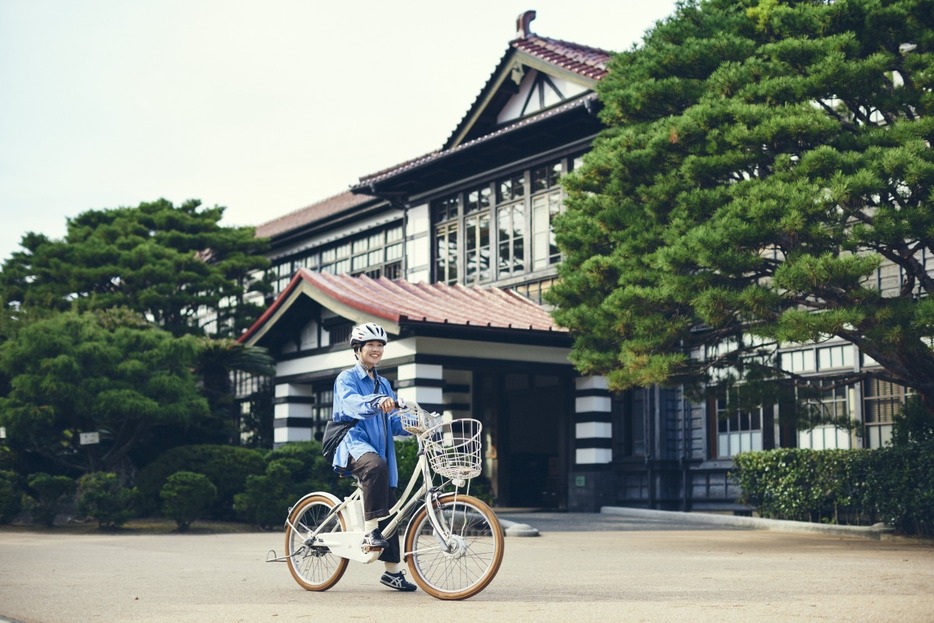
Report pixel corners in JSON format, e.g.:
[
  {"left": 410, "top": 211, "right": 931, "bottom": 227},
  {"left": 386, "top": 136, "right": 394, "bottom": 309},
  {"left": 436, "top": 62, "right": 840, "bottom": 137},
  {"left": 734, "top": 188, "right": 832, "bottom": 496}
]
[
  {"left": 285, "top": 494, "right": 348, "bottom": 591},
  {"left": 404, "top": 493, "right": 504, "bottom": 600}
]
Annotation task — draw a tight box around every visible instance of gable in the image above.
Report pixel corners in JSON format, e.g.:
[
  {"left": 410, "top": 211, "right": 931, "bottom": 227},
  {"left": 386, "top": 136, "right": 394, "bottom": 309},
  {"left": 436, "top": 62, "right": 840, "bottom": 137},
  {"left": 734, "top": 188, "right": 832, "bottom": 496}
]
[
  {"left": 497, "top": 68, "right": 589, "bottom": 124},
  {"left": 443, "top": 10, "right": 612, "bottom": 151}
]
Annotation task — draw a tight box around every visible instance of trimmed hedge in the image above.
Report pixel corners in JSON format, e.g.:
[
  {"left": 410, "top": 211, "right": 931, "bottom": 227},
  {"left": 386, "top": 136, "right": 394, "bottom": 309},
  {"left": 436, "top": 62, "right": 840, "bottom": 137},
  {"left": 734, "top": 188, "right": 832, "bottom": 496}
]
[
  {"left": 732, "top": 439, "right": 934, "bottom": 537},
  {"left": 136, "top": 445, "right": 265, "bottom": 520}
]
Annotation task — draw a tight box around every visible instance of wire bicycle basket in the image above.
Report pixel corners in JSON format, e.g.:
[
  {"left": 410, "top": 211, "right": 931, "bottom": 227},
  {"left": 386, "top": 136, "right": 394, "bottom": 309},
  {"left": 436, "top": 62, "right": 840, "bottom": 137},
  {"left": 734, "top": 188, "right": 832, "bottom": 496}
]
[
  {"left": 421, "top": 418, "right": 483, "bottom": 480},
  {"left": 398, "top": 406, "right": 442, "bottom": 435}
]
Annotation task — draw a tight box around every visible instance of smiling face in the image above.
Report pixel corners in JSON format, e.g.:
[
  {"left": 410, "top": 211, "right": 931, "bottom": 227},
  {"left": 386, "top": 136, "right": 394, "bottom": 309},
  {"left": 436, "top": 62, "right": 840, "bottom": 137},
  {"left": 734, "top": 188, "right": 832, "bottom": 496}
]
[{"left": 358, "top": 340, "right": 385, "bottom": 369}]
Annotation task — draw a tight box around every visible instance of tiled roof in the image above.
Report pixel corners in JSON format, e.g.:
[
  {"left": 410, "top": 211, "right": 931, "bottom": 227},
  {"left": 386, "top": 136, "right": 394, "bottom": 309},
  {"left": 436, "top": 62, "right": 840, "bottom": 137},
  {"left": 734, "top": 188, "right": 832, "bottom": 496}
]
[
  {"left": 254, "top": 191, "right": 372, "bottom": 239},
  {"left": 239, "top": 269, "right": 565, "bottom": 345},
  {"left": 513, "top": 35, "right": 611, "bottom": 80}
]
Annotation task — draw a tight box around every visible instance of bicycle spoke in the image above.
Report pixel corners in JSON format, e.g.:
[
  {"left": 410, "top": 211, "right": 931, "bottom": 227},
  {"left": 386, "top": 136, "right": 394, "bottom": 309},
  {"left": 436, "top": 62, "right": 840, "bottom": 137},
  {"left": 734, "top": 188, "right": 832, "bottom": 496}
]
[
  {"left": 405, "top": 494, "right": 504, "bottom": 600},
  {"left": 284, "top": 495, "right": 348, "bottom": 591}
]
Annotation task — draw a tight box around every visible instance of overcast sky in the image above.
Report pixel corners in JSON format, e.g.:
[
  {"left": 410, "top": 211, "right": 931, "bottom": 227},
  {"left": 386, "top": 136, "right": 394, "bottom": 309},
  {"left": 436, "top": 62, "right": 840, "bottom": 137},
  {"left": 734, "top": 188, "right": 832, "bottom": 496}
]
[{"left": 0, "top": 0, "right": 681, "bottom": 263}]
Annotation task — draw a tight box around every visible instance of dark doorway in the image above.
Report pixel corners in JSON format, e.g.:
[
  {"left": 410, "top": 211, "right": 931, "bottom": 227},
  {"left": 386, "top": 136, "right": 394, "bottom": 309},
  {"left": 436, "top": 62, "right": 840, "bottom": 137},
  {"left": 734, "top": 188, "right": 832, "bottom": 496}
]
[{"left": 477, "top": 371, "right": 567, "bottom": 508}]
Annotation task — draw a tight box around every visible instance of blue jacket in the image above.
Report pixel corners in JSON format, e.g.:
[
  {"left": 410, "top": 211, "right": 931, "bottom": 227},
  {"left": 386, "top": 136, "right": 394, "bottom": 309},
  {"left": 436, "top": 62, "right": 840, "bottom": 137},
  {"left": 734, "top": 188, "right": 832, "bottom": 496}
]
[{"left": 331, "top": 363, "right": 409, "bottom": 487}]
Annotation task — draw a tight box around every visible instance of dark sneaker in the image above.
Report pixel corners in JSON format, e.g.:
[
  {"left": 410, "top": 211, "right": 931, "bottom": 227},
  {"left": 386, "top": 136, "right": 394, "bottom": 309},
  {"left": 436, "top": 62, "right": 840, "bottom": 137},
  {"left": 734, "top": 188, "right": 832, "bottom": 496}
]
[
  {"left": 380, "top": 571, "right": 417, "bottom": 592},
  {"left": 362, "top": 529, "right": 389, "bottom": 551}
]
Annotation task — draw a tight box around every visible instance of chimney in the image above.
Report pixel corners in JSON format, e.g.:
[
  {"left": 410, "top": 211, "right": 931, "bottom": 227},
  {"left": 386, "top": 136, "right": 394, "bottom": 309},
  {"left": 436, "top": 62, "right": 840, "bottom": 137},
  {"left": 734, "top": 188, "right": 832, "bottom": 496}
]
[{"left": 516, "top": 10, "right": 536, "bottom": 39}]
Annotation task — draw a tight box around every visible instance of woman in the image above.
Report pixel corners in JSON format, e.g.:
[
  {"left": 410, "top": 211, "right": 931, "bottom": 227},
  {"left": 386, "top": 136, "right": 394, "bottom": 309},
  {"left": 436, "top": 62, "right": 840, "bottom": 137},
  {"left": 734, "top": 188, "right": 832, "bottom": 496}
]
[{"left": 330, "top": 322, "right": 416, "bottom": 592}]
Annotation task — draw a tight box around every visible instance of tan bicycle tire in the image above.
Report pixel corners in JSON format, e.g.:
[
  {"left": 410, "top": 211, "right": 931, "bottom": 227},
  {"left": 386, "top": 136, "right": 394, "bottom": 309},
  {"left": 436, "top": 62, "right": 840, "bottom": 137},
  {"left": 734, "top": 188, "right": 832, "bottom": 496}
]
[
  {"left": 404, "top": 493, "right": 505, "bottom": 600},
  {"left": 285, "top": 494, "right": 349, "bottom": 591}
]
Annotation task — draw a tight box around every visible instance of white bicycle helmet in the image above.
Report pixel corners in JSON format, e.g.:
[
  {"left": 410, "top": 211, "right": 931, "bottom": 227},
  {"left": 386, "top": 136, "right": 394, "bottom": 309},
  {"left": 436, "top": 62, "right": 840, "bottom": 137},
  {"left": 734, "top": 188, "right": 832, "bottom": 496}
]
[{"left": 350, "top": 322, "right": 388, "bottom": 347}]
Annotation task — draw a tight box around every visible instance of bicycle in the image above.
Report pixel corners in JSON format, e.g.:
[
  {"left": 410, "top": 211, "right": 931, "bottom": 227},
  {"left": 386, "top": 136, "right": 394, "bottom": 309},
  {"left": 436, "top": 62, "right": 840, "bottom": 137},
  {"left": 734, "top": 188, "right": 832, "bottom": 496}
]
[{"left": 269, "top": 403, "right": 505, "bottom": 600}]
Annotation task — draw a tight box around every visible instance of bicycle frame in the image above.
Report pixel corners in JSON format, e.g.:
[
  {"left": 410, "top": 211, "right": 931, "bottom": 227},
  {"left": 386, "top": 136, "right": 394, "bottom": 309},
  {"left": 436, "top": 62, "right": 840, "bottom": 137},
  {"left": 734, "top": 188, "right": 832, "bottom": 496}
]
[{"left": 282, "top": 431, "right": 469, "bottom": 565}]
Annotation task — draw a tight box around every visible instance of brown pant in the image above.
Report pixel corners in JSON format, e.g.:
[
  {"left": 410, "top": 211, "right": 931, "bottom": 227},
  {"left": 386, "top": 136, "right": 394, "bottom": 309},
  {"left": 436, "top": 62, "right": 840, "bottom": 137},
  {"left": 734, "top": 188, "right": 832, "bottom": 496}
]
[{"left": 347, "top": 451, "right": 400, "bottom": 563}]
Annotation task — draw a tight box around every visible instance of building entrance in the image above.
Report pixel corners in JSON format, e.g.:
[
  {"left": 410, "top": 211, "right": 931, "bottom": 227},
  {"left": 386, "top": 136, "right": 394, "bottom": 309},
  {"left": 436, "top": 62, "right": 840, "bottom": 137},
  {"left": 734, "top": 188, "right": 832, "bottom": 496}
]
[{"left": 477, "top": 371, "right": 568, "bottom": 509}]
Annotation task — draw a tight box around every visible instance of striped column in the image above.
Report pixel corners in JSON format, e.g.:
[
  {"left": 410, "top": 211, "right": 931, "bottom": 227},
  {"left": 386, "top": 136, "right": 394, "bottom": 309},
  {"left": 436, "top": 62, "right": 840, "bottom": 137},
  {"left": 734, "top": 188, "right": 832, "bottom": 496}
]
[
  {"left": 273, "top": 382, "right": 314, "bottom": 444},
  {"left": 574, "top": 375, "right": 613, "bottom": 465},
  {"left": 395, "top": 363, "right": 444, "bottom": 413}
]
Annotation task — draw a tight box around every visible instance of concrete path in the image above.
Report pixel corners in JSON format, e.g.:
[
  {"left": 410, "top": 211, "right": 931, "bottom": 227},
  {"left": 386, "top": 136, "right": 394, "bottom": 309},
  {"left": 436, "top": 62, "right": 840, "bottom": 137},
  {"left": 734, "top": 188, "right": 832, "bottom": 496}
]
[{"left": 1, "top": 509, "right": 932, "bottom": 623}]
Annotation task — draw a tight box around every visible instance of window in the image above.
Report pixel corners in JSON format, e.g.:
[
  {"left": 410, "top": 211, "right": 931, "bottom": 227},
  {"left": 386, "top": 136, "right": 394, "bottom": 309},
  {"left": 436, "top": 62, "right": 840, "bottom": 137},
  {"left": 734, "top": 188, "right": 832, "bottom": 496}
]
[
  {"left": 322, "top": 242, "right": 351, "bottom": 275},
  {"left": 513, "top": 278, "right": 555, "bottom": 305},
  {"left": 617, "top": 390, "right": 646, "bottom": 457},
  {"left": 465, "top": 213, "right": 491, "bottom": 283},
  {"left": 436, "top": 221, "right": 459, "bottom": 285},
  {"left": 498, "top": 204, "right": 525, "bottom": 277},
  {"left": 311, "top": 386, "right": 333, "bottom": 442},
  {"left": 531, "top": 161, "right": 562, "bottom": 192},
  {"left": 431, "top": 158, "right": 570, "bottom": 285},
  {"left": 531, "top": 190, "right": 563, "bottom": 270},
  {"left": 781, "top": 349, "right": 816, "bottom": 373},
  {"left": 817, "top": 345, "right": 854, "bottom": 370},
  {"left": 497, "top": 174, "right": 526, "bottom": 278},
  {"left": 863, "top": 378, "right": 905, "bottom": 448},
  {"left": 863, "top": 379, "right": 904, "bottom": 425},
  {"left": 497, "top": 173, "right": 525, "bottom": 203},
  {"left": 797, "top": 380, "right": 856, "bottom": 450},
  {"left": 265, "top": 223, "right": 404, "bottom": 298},
  {"left": 713, "top": 390, "right": 763, "bottom": 458}
]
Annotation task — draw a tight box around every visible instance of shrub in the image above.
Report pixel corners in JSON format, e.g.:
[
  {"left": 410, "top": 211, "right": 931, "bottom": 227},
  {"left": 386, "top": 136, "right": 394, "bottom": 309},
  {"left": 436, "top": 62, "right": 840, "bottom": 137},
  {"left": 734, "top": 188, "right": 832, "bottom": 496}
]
[
  {"left": 136, "top": 445, "right": 264, "bottom": 519},
  {"left": 24, "top": 473, "right": 76, "bottom": 527},
  {"left": 160, "top": 471, "right": 217, "bottom": 532},
  {"left": 732, "top": 439, "right": 934, "bottom": 537},
  {"left": 234, "top": 441, "right": 351, "bottom": 529},
  {"left": 892, "top": 395, "right": 934, "bottom": 445},
  {"left": 870, "top": 441, "right": 934, "bottom": 536},
  {"left": 234, "top": 458, "right": 306, "bottom": 529},
  {"left": 0, "top": 469, "right": 23, "bottom": 523},
  {"left": 77, "top": 472, "right": 138, "bottom": 529}
]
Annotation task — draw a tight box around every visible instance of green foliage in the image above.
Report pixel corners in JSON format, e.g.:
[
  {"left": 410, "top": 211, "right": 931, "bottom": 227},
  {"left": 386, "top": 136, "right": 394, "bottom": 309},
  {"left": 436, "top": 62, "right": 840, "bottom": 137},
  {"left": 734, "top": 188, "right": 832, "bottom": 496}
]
[
  {"left": 0, "top": 198, "right": 270, "bottom": 338},
  {"left": 76, "top": 472, "right": 138, "bottom": 529},
  {"left": 160, "top": 471, "right": 217, "bottom": 532},
  {"left": 234, "top": 458, "right": 307, "bottom": 529},
  {"left": 395, "top": 437, "right": 494, "bottom": 504},
  {"left": 0, "top": 199, "right": 276, "bottom": 478},
  {"left": 0, "top": 310, "right": 209, "bottom": 475},
  {"left": 892, "top": 395, "right": 934, "bottom": 445},
  {"left": 395, "top": 437, "right": 419, "bottom": 484},
  {"left": 733, "top": 440, "right": 934, "bottom": 537},
  {"left": 24, "top": 472, "right": 76, "bottom": 527},
  {"left": 233, "top": 441, "right": 351, "bottom": 529},
  {"left": 0, "top": 469, "right": 23, "bottom": 523},
  {"left": 238, "top": 381, "right": 275, "bottom": 449},
  {"left": 550, "top": 0, "right": 934, "bottom": 412},
  {"left": 871, "top": 442, "right": 934, "bottom": 536},
  {"left": 136, "top": 444, "right": 265, "bottom": 520},
  {"left": 192, "top": 338, "right": 275, "bottom": 447}
]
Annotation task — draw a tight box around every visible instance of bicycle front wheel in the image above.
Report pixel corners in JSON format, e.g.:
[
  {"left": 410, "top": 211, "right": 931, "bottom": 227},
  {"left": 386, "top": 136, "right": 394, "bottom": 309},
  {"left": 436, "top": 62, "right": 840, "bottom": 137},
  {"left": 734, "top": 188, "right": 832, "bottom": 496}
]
[
  {"left": 404, "top": 493, "right": 504, "bottom": 600},
  {"left": 284, "top": 494, "right": 348, "bottom": 591}
]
